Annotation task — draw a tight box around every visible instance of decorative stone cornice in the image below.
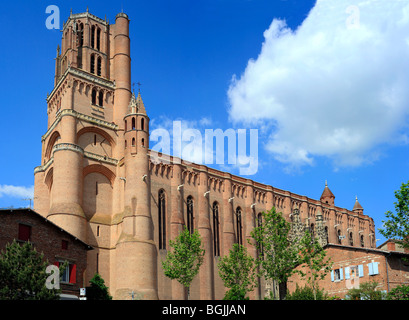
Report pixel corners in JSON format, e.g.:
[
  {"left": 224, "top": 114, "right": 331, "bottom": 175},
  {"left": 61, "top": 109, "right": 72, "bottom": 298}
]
[
  {"left": 34, "top": 157, "right": 54, "bottom": 174},
  {"left": 42, "top": 109, "right": 118, "bottom": 142},
  {"left": 52, "top": 143, "right": 84, "bottom": 155},
  {"left": 84, "top": 151, "right": 118, "bottom": 166},
  {"left": 47, "top": 67, "right": 115, "bottom": 103}
]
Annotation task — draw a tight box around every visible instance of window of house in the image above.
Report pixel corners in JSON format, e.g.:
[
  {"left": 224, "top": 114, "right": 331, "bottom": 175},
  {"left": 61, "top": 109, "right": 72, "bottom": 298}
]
[
  {"left": 331, "top": 268, "right": 343, "bottom": 281},
  {"left": 368, "top": 262, "right": 379, "bottom": 276},
  {"left": 55, "top": 261, "right": 76, "bottom": 284},
  {"left": 18, "top": 224, "right": 31, "bottom": 242}
]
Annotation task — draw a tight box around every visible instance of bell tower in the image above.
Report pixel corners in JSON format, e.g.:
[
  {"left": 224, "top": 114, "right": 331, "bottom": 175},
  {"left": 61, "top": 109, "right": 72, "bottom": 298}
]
[{"left": 34, "top": 10, "right": 158, "bottom": 300}]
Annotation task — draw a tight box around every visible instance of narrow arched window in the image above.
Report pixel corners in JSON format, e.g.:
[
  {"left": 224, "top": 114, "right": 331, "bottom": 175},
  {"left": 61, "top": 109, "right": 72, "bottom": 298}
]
[
  {"left": 212, "top": 202, "right": 220, "bottom": 257},
  {"left": 361, "top": 235, "right": 365, "bottom": 247},
  {"left": 257, "top": 212, "right": 264, "bottom": 256},
  {"left": 90, "top": 54, "right": 95, "bottom": 74},
  {"left": 132, "top": 117, "right": 136, "bottom": 130},
  {"left": 91, "top": 89, "right": 97, "bottom": 105},
  {"left": 125, "top": 140, "right": 127, "bottom": 149},
  {"left": 325, "top": 226, "right": 329, "bottom": 244},
  {"left": 159, "top": 190, "right": 166, "bottom": 250},
  {"left": 125, "top": 120, "right": 127, "bottom": 132},
  {"left": 349, "top": 232, "right": 354, "bottom": 246},
  {"left": 187, "top": 196, "right": 194, "bottom": 234},
  {"left": 132, "top": 138, "right": 135, "bottom": 146},
  {"left": 236, "top": 207, "right": 243, "bottom": 245},
  {"left": 97, "top": 57, "right": 102, "bottom": 76},
  {"left": 91, "top": 25, "right": 95, "bottom": 48},
  {"left": 98, "top": 91, "right": 103, "bottom": 106},
  {"left": 141, "top": 118, "right": 145, "bottom": 131},
  {"left": 141, "top": 138, "right": 145, "bottom": 147},
  {"left": 337, "top": 229, "right": 342, "bottom": 244},
  {"left": 94, "top": 134, "right": 97, "bottom": 146},
  {"left": 97, "top": 28, "right": 101, "bottom": 51},
  {"left": 78, "top": 23, "right": 84, "bottom": 47}
]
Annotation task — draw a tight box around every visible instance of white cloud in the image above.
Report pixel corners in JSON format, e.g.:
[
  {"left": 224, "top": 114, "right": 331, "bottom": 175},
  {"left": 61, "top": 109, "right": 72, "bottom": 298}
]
[
  {"left": 227, "top": 0, "right": 409, "bottom": 168},
  {"left": 0, "top": 185, "right": 34, "bottom": 199}
]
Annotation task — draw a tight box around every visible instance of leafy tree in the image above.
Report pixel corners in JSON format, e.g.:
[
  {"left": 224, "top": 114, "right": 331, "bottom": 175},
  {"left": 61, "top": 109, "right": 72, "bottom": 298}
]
[
  {"left": 0, "top": 240, "right": 63, "bottom": 300},
  {"left": 250, "top": 207, "right": 299, "bottom": 299},
  {"left": 87, "top": 273, "right": 112, "bottom": 300},
  {"left": 217, "top": 243, "right": 258, "bottom": 300},
  {"left": 387, "top": 284, "right": 409, "bottom": 300},
  {"left": 345, "top": 281, "right": 385, "bottom": 300},
  {"left": 286, "top": 284, "right": 328, "bottom": 300},
  {"left": 296, "top": 230, "right": 332, "bottom": 300},
  {"left": 379, "top": 181, "right": 409, "bottom": 249},
  {"left": 162, "top": 226, "right": 205, "bottom": 299}
]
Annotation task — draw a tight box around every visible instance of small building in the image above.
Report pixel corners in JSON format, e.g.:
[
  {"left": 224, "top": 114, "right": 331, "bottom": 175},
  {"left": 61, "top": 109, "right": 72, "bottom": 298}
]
[
  {"left": 0, "top": 208, "right": 93, "bottom": 300},
  {"left": 288, "top": 241, "right": 409, "bottom": 299}
]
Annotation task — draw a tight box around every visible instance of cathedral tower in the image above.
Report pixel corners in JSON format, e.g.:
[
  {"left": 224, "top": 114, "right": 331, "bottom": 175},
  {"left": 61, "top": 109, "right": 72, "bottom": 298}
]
[{"left": 34, "top": 10, "right": 158, "bottom": 300}]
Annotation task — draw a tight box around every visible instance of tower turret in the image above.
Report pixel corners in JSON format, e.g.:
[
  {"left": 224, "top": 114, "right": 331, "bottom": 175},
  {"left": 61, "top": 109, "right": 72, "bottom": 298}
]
[
  {"left": 352, "top": 196, "right": 364, "bottom": 215},
  {"left": 320, "top": 180, "right": 335, "bottom": 206}
]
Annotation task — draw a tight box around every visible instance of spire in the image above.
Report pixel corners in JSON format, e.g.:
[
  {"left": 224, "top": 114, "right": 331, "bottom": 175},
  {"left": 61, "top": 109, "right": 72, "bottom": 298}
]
[
  {"left": 127, "top": 91, "right": 147, "bottom": 116},
  {"left": 320, "top": 180, "right": 335, "bottom": 205},
  {"left": 353, "top": 195, "right": 364, "bottom": 213},
  {"left": 136, "top": 91, "right": 147, "bottom": 115}
]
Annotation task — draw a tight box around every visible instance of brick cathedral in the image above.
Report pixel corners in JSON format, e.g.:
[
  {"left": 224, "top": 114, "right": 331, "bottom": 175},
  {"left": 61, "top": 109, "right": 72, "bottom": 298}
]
[{"left": 33, "top": 10, "right": 378, "bottom": 300}]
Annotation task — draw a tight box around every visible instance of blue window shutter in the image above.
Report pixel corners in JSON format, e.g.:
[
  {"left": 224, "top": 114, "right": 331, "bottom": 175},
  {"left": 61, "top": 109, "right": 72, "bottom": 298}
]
[
  {"left": 368, "top": 263, "right": 373, "bottom": 275},
  {"left": 358, "top": 264, "right": 364, "bottom": 277},
  {"left": 339, "top": 268, "right": 343, "bottom": 280},
  {"left": 345, "top": 267, "right": 350, "bottom": 280},
  {"left": 331, "top": 270, "right": 334, "bottom": 282},
  {"left": 373, "top": 262, "right": 379, "bottom": 275}
]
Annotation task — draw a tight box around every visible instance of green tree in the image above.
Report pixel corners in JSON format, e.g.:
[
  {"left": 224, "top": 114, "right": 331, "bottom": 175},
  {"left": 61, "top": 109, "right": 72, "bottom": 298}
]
[
  {"left": 217, "top": 243, "right": 258, "bottom": 300},
  {"left": 346, "top": 281, "right": 385, "bottom": 300},
  {"left": 0, "top": 240, "right": 63, "bottom": 300},
  {"left": 286, "top": 283, "right": 328, "bottom": 300},
  {"left": 250, "top": 207, "right": 299, "bottom": 299},
  {"left": 379, "top": 181, "right": 409, "bottom": 250},
  {"left": 87, "top": 273, "right": 112, "bottom": 300},
  {"left": 387, "top": 284, "right": 409, "bottom": 300},
  {"left": 162, "top": 226, "right": 205, "bottom": 299},
  {"left": 296, "top": 230, "right": 332, "bottom": 300}
]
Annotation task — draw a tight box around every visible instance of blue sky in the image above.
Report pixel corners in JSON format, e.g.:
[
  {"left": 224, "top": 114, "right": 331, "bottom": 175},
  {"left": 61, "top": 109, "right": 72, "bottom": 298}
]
[{"left": 0, "top": 0, "right": 408, "bottom": 246}]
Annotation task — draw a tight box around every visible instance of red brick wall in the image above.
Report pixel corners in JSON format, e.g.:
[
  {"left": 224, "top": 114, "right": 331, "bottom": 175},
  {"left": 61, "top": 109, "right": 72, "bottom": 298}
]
[{"left": 0, "top": 209, "right": 91, "bottom": 297}]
